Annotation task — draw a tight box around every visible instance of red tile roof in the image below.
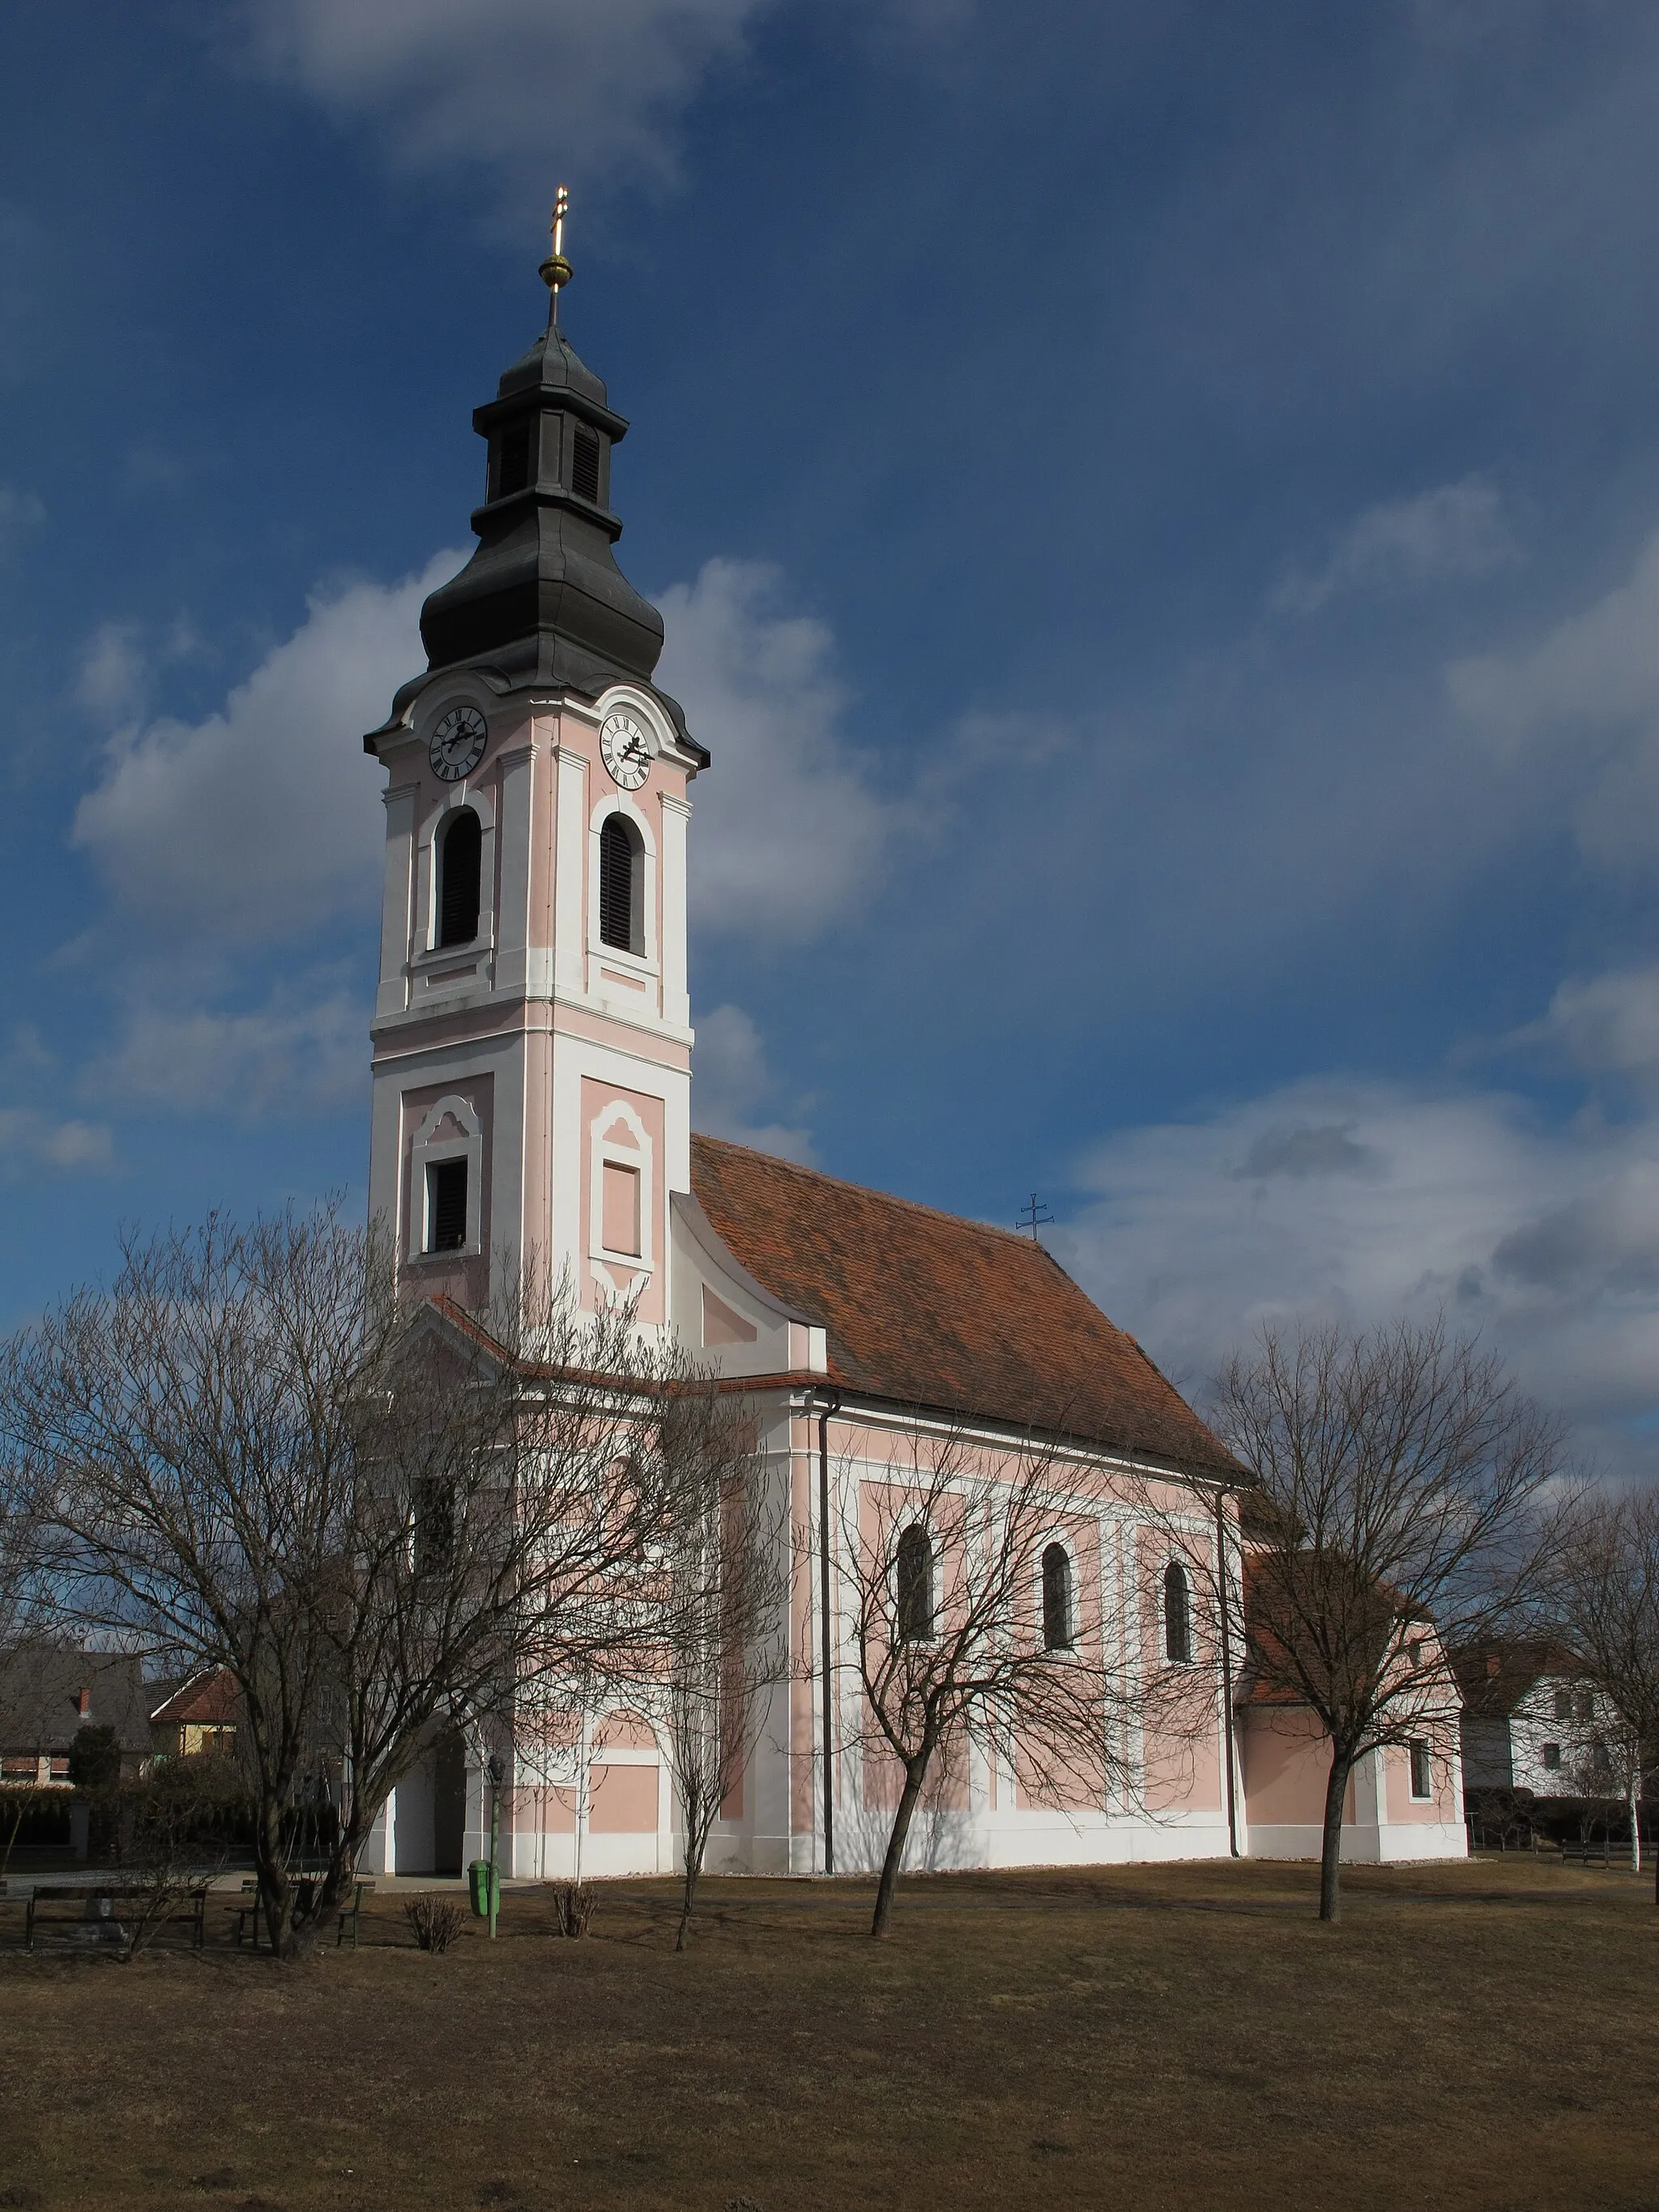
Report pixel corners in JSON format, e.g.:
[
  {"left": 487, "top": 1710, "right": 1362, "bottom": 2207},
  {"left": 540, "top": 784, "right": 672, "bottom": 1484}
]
[
  {"left": 148, "top": 1668, "right": 239, "bottom": 1728},
  {"left": 689, "top": 1135, "right": 1239, "bottom": 1475}
]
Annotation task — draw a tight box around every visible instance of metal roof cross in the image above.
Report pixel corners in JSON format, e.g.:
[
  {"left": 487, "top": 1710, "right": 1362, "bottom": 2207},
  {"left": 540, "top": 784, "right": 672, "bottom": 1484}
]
[{"left": 540, "top": 185, "right": 573, "bottom": 325}]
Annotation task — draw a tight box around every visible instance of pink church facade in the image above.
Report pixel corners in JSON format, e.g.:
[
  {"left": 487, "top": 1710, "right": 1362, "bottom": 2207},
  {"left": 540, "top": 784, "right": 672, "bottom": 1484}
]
[{"left": 355, "top": 271, "right": 1467, "bottom": 1886}]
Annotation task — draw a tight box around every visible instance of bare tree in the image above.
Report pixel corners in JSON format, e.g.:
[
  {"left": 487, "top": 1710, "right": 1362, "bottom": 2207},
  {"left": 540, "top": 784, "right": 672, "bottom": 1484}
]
[
  {"left": 834, "top": 1421, "right": 1208, "bottom": 1940},
  {"left": 1201, "top": 1317, "right": 1565, "bottom": 1921},
  {"left": 659, "top": 1395, "right": 784, "bottom": 1950},
  {"left": 1553, "top": 1486, "right": 1659, "bottom": 1899},
  {"left": 0, "top": 1205, "right": 748, "bottom": 1957}
]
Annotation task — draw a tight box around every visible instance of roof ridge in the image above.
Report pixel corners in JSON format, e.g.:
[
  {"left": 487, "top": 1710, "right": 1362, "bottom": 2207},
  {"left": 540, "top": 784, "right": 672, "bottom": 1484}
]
[{"left": 690, "top": 1132, "right": 1050, "bottom": 1254}]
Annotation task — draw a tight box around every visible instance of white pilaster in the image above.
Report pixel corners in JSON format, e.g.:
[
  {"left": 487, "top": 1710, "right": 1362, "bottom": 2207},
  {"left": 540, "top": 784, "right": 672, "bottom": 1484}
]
[{"left": 553, "top": 744, "right": 588, "bottom": 999}]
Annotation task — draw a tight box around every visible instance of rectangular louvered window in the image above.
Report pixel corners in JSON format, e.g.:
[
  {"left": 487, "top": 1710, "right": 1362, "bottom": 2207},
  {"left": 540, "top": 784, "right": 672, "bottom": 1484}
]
[
  {"left": 493, "top": 423, "right": 534, "bottom": 500},
  {"left": 572, "top": 427, "right": 600, "bottom": 502},
  {"left": 427, "top": 1159, "right": 468, "bottom": 1252}
]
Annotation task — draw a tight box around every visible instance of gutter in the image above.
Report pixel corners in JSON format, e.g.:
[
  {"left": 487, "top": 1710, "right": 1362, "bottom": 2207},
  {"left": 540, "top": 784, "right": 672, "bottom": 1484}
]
[
  {"left": 811, "top": 1387, "right": 842, "bottom": 1876},
  {"left": 1216, "top": 1488, "right": 1239, "bottom": 1858}
]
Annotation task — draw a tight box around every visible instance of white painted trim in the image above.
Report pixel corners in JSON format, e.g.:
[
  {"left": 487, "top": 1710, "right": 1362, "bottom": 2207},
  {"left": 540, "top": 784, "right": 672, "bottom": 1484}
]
[
  {"left": 587, "top": 1095, "right": 655, "bottom": 1291},
  {"left": 1035, "top": 1532, "right": 1079, "bottom": 1653},
  {"left": 417, "top": 786, "right": 497, "bottom": 957},
  {"left": 409, "top": 1092, "right": 484, "bottom": 1259},
  {"left": 586, "top": 791, "right": 659, "bottom": 976}
]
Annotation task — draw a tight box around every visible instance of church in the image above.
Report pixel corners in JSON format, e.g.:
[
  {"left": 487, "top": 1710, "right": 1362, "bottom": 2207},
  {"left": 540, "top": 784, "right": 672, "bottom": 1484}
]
[{"left": 356, "top": 242, "right": 1467, "bottom": 1884}]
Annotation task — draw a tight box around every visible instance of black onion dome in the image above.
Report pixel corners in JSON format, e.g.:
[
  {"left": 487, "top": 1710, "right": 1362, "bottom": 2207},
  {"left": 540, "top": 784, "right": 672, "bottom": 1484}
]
[{"left": 369, "top": 311, "right": 703, "bottom": 764}]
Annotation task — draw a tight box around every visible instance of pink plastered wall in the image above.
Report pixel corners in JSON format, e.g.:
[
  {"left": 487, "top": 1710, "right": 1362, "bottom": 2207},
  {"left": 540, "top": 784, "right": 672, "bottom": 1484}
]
[
  {"left": 588, "top": 1764, "right": 658, "bottom": 1834},
  {"left": 1241, "top": 1708, "right": 1357, "bottom": 1827}
]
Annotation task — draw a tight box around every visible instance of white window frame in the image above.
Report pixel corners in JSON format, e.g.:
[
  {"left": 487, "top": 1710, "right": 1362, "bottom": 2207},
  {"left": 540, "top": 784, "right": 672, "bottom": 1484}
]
[
  {"left": 416, "top": 786, "right": 497, "bottom": 959},
  {"left": 1161, "top": 1556, "right": 1195, "bottom": 1666},
  {"left": 587, "top": 794, "right": 659, "bottom": 974},
  {"left": 410, "top": 1094, "right": 484, "bottom": 1259},
  {"left": 1037, "top": 1536, "right": 1078, "bottom": 1655},
  {"left": 1408, "top": 1740, "right": 1433, "bottom": 1801},
  {"left": 892, "top": 1517, "right": 939, "bottom": 1647},
  {"left": 588, "top": 1097, "right": 655, "bottom": 1281}
]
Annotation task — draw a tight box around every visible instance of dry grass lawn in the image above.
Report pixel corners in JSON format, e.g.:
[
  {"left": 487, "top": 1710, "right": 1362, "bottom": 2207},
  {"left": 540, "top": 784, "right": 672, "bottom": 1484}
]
[{"left": 1, "top": 1857, "right": 1656, "bottom": 2211}]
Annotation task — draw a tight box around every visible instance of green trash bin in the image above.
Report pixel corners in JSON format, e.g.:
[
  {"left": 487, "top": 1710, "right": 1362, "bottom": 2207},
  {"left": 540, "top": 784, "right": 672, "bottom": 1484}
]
[{"left": 467, "top": 1860, "right": 496, "bottom": 1919}]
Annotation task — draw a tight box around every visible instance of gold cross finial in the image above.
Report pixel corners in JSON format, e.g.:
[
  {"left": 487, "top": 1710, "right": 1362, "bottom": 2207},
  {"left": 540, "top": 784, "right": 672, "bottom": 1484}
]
[{"left": 539, "top": 186, "right": 573, "bottom": 326}]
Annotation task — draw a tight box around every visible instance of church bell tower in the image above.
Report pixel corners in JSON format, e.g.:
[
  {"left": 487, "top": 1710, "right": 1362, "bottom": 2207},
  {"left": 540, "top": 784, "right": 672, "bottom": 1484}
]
[{"left": 364, "top": 212, "right": 707, "bottom": 1325}]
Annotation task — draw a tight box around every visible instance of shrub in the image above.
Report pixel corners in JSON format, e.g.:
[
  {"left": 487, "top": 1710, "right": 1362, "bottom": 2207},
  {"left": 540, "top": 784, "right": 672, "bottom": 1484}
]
[
  {"left": 549, "top": 1882, "right": 595, "bottom": 1937},
  {"left": 405, "top": 1896, "right": 465, "bottom": 1953}
]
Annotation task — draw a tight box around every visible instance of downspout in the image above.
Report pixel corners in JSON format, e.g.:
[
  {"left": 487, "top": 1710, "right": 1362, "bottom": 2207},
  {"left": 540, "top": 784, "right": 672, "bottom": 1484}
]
[
  {"left": 817, "top": 1387, "right": 842, "bottom": 1875},
  {"left": 1215, "top": 1488, "right": 1240, "bottom": 1858}
]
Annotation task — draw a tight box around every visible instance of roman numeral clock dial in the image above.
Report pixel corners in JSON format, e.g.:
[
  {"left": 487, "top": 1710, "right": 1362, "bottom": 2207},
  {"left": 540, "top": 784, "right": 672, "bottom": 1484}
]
[
  {"left": 600, "top": 711, "right": 652, "bottom": 791},
  {"left": 430, "top": 704, "right": 487, "bottom": 782}
]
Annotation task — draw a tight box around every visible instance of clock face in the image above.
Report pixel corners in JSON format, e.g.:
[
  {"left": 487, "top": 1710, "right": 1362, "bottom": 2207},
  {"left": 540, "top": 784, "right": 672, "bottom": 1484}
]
[
  {"left": 600, "top": 710, "right": 652, "bottom": 791},
  {"left": 430, "top": 704, "right": 487, "bottom": 782}
]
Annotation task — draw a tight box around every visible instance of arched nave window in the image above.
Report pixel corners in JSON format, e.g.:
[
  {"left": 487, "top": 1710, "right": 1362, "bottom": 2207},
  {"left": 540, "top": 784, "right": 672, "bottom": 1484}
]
[
  {"left": 1163, "top": 1561, "right": 1193, "bottom": 1665},
  {"left": 1042, "top": 1543, "right": 1074, "bottom": 1652},
  {"left": 599, "top": 812, "right": 644, "bottom": 953},
  {"left": 437, "top": 808, "right": 482, "bottom": 947},
  {"left": 895, "top": 1525, "right": 935, "bottom": 1643}
]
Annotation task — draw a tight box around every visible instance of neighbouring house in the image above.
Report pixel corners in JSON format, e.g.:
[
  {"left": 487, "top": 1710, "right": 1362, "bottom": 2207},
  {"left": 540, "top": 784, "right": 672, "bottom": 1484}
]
[
  {"left": 350, "top": 251, "right": 1471, "bottom": 1883},
  {"left": 0, "top": 1643, "right": 153, "bottom": 1790},
  {"left": 1455, "top": 1642, "right": 1627, "bottom": 1809},
  {"left": 149, "top": 1669, "right": 240, "bottom": 1762}
]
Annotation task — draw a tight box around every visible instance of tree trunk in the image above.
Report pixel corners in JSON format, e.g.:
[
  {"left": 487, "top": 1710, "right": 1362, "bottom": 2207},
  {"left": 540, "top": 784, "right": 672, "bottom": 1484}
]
[
  {"left": 1630, "top": 1772, "right": 1642, "bottom": 1877},
  {"left": 676, "top": 1839, "right": 703, "bottom": 1954},
  {"left": 288, "top": 1836, "right": 358, "bottom": 1957},
  {"left": 1318, "top": 1750, "right": 1354, "bottom": 1924},
  {"left": 871, "top": 1754, "right": 930, "bottom": 1940},
  {"left": 253, "top": 1796, "right": 292, "bottom": 1958}
]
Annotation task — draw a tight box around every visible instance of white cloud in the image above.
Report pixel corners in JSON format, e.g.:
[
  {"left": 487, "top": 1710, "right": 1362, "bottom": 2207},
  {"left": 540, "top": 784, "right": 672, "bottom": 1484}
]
[
  {"left": 1450, "top": 524, "right": 1659, "bottom": 868},
  {"left": 83, "top": 983, "right": 368, "bottom": 1120},
  {"left": 0, "top": 1107, "right": 111, "bottom": 1174},
  {"left": 690, "top": 1001, "right": 815, "bottom": 1162},
  {"left": 658, "top": 559, "right": 896, "bottom": 944},
  {"left": 1272, "top": 475, "right": 1520, "bottom": 616},
  {"left": 71, "top": 552, "right": 461, "bottom": 945},
  {"left": 1508, "top": 962, "right": 1659, "bottom": 1082},
  {"left": 244, "top": 0, "right": 774, "bottom": 202},
  {"left": 1057, "top": 1073, "right": 1659, "bottom": 1473}
]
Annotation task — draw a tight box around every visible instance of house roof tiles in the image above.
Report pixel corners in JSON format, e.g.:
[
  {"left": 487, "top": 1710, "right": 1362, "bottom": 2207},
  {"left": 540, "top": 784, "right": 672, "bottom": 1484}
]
[{"left": 148, "top": 1668, "right": 239, "bottom": 1729}]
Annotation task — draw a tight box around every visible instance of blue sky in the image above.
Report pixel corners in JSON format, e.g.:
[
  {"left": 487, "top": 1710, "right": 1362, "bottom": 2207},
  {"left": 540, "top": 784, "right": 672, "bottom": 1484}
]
[{"left": 4, "top": 0, "right": 1659, "bottom": 1472}]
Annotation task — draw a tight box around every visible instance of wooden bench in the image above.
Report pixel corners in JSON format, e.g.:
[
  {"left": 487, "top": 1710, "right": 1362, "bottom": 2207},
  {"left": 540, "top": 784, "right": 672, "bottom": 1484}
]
[
  {"left": 14, "top": 1882, "right": 207, "bottom": 1952},
  {"left": 231, "top": 1877, "right": 373, "bottom": 1950}
]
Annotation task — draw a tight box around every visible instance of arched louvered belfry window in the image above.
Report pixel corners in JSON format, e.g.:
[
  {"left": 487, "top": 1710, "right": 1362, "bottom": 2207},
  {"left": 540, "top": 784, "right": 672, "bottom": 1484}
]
[
  {"left": 1163, "top": 1561, "right": 1192, "bottom": 1664},
  {"left": 599, "top": 812, "right": 644, "bottom": 953},
  {"left": 1042, "top": 1543, "right": 1074, "bottom": 1652},
  {"left": 437, "top": 809, "right": 481, "bottom": 948},
  {"left": 895, "top": 1524, "right": 934, "bottom": 1643}
]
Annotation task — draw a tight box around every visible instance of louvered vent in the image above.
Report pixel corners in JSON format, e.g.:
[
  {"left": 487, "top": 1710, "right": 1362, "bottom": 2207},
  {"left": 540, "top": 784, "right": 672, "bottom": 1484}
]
[
  {"left": 572, "top": 427, "right": 600, "bottom": 503},
  {"left": 438, "top": 810, "right": 482, "bottom": 947},
  {"left": 599, "top": 813, "right": 642, "bottom": 952},
  {"left": 427, "top": 1159, "right": 468, "bottom": 1252},
  {"left": 493, "top": 422, "right": 534, "bottom": 500}
]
